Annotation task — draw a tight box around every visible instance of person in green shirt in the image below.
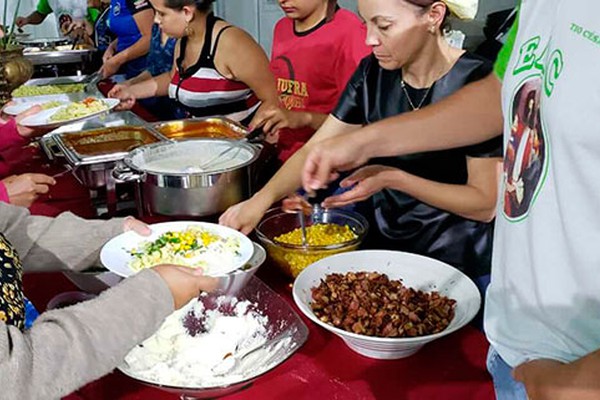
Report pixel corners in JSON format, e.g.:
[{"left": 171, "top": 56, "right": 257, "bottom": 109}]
[{"left": 16, "top": 0, "right": 100, "bottom": 37}]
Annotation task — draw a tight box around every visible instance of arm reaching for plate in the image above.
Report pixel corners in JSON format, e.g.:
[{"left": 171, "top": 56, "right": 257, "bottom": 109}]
[
  {"left": 301, "top": 74, "right": 503, "bottom": 192},
  {"left": 0, "top": 200, "right": 218, "bottom": 398},
  {"left": 0, "top": 264, "right": 217, "bottom": 399}
]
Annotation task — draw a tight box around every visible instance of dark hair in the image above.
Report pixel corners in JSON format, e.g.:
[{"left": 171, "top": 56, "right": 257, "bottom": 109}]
[
  {"left": 164, "top": 0, "right": 215, "bottom": 12},
  {"left": 326, "top": 0, "right": 338, "bottom": 22},
  {"left": 524, "top": 90, "right": 538, "bottom": 127},
  {"left": 403, "top": 0, "right": 451, "bottom": 32}
]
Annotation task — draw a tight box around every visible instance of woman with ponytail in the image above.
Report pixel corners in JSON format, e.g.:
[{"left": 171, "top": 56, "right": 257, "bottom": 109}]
[{"left": 110, "top": 0, "right": 278, "bottom": 125}]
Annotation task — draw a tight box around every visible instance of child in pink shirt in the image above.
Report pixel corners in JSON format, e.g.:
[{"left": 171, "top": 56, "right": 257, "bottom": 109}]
[{"left": 0, "top": 112, "right": 56, "bottom": 207}]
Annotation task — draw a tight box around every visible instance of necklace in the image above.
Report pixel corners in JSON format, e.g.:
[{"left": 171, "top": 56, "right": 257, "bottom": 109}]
[{"left": 400, "top": 79, "right": 433, "bottom": 111}]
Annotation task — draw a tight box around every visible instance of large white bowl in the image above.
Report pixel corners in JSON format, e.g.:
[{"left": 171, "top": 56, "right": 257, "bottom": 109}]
[{"left": 292, "top": 250, "right": 481, "bottom": 360}]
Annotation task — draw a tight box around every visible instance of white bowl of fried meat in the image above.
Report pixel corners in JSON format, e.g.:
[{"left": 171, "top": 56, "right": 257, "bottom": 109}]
[{"left": 292, "top": 250, "right": 481, "bottom": 359}]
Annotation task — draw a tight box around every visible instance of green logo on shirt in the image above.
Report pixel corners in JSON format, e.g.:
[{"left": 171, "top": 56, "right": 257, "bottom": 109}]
[{"left": 512, "top": 36, "right": 564, "bottom": 97}]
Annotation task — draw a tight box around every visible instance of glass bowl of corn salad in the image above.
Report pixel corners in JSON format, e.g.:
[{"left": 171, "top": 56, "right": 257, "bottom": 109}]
[{"left": 255, "top": 208, "right": 368, "bottom": 278}]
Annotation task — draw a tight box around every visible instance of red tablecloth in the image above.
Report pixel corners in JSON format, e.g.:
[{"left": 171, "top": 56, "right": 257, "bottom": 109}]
[
  {"left": 14, "top": 136, "right": 495, "bottom": 400},
  {"left": 0, "top": 141, "right": 96, "bottom": 218},
  {"left": 24, "top": 266, "right": 494, "bottom": 400}
]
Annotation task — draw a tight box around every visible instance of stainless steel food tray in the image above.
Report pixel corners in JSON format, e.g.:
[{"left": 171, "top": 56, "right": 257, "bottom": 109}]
[
  {"left": 152, "top": 117, "right": 249, "bottom": 141},
  {"left": 11, "top": 75, "right": 102, "bottom": 103},
  {"left": 24, "top": 49, "right": 95, "bottom": 66},
  {"left": 40, "top": 111, "right": 164, "bottom": 188}
]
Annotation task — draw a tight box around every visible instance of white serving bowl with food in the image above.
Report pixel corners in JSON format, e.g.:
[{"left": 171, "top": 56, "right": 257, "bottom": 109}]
[
  {"left": 292, "top": 250, "right": 481, "bottom": 359},
  {"left": 100, "top": 221, "right": 254, "bottom": 278}
]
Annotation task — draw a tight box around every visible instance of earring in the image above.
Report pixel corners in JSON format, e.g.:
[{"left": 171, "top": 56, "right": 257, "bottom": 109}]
[
  {"left": 184, "top": 21, "right": 194, "bottom": 36},
  {"left": 428, "top": 26, "right": 436, "bottom": 34}
]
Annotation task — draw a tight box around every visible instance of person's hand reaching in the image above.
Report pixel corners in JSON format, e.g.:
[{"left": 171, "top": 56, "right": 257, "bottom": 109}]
[
  {"left": 152, "top": 265, "right": 218, "bottom": 309},
  {"left": 2, "top": 173, "right": 56, "bottom": 207},
  {"left": 122, "top": 216, "right": 152, "bottom": 236}
]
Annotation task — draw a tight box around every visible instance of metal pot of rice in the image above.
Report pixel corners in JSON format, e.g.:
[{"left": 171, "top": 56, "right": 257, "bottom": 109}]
[{"left": 113, "top": 139, "right": 259, "bottom": 217}]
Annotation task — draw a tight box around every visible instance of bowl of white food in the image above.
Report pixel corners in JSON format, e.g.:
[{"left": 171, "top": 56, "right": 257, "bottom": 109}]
[{"left": 119, "top": 275, "right": 309, "bottom": 399}]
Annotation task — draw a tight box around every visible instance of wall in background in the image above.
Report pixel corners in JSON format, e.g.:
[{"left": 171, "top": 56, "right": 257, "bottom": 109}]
[
  {"left": 216, "top": 0, "right": 517, "bottom": 54},
  {"left": 1, "top": 0, "right": 518, "bottom": 53},
  {"left": 455, "top": 0, "right": 517, "bottom": 48}
]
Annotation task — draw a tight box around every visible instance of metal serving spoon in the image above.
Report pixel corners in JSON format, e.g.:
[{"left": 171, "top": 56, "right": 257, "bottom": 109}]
[
  {"left": 211, "top": 331, "right": 291, "bottom": 376},
  {"left": 297, "top": 189, "right": 329, "bottom": 247},
  {"left": 194, "top": 127, "right": 264, "bottom": 171}
]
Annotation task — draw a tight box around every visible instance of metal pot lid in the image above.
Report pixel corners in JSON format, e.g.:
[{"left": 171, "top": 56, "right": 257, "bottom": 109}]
[
  {"left": 125, "top": 139, "right": 259, "bottom": 175},
  {"left": 18, "top": 37, "right": 70, "bottom": 47}
]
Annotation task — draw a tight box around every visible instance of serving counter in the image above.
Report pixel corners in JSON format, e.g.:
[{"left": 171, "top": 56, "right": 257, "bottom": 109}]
[{"left": 24, "top": 264, "right": 495, "bottom": 400}]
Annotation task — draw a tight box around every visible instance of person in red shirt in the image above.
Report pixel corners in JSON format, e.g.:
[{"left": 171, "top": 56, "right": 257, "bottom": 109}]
[
  {"left": 0, "top": 108, "right": 56, "bottom": 208},
  {"left": 251, "top": 0, "right": 370, "bottom": 163}
]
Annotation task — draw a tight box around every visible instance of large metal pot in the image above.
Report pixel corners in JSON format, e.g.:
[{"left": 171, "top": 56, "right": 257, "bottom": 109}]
[
  {"left": 0, "top": 47, "right": 34, "bottom": 105},
  {"left": 113, "top": 139, "right": 260, "bottom": 217}
]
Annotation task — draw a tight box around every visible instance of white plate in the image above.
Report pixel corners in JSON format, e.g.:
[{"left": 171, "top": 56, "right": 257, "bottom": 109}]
[
  {"left": 100, "top": 221, "right": 254, "bottom": 278},
  {"left": 3, "top": 101, "right": 67, "bottom": 116},
  {"left": 19, "top": 98, "right": 120, "bottom": 129}
]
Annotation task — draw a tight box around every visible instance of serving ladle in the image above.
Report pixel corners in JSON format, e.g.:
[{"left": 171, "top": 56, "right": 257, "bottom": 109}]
[{"left": 211, "top": 331, "right": 291, "bottom": 377}]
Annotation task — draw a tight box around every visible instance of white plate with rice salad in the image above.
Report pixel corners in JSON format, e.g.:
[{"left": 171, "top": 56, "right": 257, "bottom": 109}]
[
  {"left": 100, "top": 221, "right": 254, "bottom": 278},
  {"left": 2, "top": 100, "right": 69, "bottom": 116},
  {"left": 19, "top": 97, "right": 119, "bottom": 128}
]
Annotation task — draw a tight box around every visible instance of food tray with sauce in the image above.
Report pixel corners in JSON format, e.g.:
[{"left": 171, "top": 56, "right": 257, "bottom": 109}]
[
  {"left": 153, "top": 117, "right": 248, "bottom": 141},
  {"left": 40, "top": 111, "right": 164, "bottom": 188},
  {"left": 60, "top": 126, "right": 160, "bottom": 158}
]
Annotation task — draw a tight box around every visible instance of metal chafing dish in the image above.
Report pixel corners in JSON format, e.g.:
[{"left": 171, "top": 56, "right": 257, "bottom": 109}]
[
  {"left": 18, "top": 37, "right": 71, "bottom": 48},
  {"left": 20, "top": 37, "right": 95, "bottom": 66},
  {"left": 40, "top": 111, "right": 163, "bottom": 188},
  {"left": 113, "top": 139, "right": 260, "bottom": 217},
  {"left": 24, "top": 48, "right": 95, "bottom": 66},
  {"left": 152, "top": 117, "right": 248, "bottom": 141},
  {"left": 11, "top": 75, "right": 101, "bottom": 102}
]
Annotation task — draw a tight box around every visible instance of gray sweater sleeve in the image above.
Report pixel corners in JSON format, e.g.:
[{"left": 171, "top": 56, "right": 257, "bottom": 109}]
[
  {"left": 0, "top": 268, "right": 174, "bottom": 400},
  {"left": 0, "top": 202, "right": 124, "bottom": 273}
]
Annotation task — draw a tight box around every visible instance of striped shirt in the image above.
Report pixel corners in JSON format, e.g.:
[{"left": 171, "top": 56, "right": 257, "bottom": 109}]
[{"left": 168, "top": 13, "right": 260, "bottom": 123}]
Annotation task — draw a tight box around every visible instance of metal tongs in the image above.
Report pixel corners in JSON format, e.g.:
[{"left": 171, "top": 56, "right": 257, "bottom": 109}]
[
  {"left": 297, "top": 188, "right": 329, "bottom": 247},
  {"left": 82, "top": 70, "right": 103, "bottom": 92}
]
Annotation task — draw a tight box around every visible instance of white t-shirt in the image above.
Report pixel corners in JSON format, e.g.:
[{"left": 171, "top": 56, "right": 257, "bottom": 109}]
[
  {"left": 37, "top": 0, "right": 87, "bottom": 36},
  {"left": 485, "top": 0, "right": 600, "bottom": 367}
]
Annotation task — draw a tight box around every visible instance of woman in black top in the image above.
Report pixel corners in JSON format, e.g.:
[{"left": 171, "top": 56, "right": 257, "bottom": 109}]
[{"left": 221, "top": 0, "right": 502, "bottom": 289}]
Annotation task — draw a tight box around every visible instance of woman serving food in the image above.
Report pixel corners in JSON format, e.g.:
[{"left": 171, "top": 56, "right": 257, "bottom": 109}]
[
  {"left": 221, "top": 0, "right": 501, "bottom": 292},
  {"left": 109, "top": 0, "right": 278, "bottom": 125}
]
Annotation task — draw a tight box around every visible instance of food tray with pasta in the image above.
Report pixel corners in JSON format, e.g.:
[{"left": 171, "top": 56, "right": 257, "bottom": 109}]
[{"left": 11, "top": 83, "right": 86, "bottom": 98}]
